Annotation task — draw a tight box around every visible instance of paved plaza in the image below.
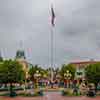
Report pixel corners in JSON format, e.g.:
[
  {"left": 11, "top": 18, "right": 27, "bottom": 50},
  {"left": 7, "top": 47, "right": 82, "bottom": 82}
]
[{"left": 0, "top": 92, "right": 100, "bottom": 100}]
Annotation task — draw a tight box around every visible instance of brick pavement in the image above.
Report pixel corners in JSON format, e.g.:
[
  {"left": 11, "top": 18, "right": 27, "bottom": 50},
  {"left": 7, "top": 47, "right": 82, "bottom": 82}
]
[{"left": 0, "top": 92, "right": 100, "bottom": 100}]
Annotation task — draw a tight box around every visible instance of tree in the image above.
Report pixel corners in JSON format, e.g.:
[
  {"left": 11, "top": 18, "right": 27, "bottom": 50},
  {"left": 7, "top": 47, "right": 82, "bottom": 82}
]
[
  {"left": 0, "top": 52, "right": 3, "bottom": 62},
  {"left": 29, "top": 65, "right": 37, "bottom": 82},
  {"left": 0, "top": 59, "right": 25, "bottom": 96},
  {"left": 60, "top": 64, "right": 76, "bottom": 80},
  {"left": 85, "top": 63, "right": 100, "bottom": 86},
  {"left": 29, "top": 65, "right": 48, "bottom": 82},
  {"left": 0, "top": 57, "right": 3, "bottom": 62}
]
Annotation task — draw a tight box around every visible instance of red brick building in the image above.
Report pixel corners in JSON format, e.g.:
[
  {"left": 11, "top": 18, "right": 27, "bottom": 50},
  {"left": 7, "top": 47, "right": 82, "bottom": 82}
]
[{"left": 70, "top": 60, "right": 100, "bottom": 79}]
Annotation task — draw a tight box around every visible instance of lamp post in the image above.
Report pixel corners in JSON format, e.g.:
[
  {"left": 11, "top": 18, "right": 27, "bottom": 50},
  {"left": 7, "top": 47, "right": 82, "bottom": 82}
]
[
  {"left": 24, "top": 70, "right": 29, "bottom": 92},
  {"left": 64, "top": 70, "right": 72, "bottom": 88},
  {"left": 34, "top": 70, "right": 41, "bottom": 88}
]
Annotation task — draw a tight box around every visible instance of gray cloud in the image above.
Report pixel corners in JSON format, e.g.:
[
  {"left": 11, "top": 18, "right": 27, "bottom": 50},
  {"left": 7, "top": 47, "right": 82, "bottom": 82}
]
[{"left": 0, "top": 0, "right": 100, "bottom": 68}]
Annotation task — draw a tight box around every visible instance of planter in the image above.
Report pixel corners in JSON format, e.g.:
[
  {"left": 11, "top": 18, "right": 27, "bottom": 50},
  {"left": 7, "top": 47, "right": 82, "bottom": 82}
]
[{"left": 10, "top": 91, "right": 17, "bottom": 97}]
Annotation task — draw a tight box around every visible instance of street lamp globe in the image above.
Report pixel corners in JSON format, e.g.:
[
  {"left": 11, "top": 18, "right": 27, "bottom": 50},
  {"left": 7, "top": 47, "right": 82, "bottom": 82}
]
[{"left": 66, "top": 70, "right": 69, "bottom": 73}]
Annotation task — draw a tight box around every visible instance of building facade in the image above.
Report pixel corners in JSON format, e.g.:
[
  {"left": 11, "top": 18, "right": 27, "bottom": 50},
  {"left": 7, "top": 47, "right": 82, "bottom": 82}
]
[
  {"left": 70, "top": 60, "right": 100, "bottom": 79},
  {"left": 15, "top": 49, "right": 29, "bottom": 79}
]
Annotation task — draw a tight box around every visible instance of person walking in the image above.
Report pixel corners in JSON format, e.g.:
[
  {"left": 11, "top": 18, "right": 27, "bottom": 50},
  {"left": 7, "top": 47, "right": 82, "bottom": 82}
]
[{"left": 73, "top": 80, "right": 79, "bottom": 95}]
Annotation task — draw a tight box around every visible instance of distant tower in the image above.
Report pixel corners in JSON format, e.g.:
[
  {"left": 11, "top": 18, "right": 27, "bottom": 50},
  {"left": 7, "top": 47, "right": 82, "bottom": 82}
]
[
  {"left": 16, "top": 40, "right": 26, "bottom": 60},
  {"left": 16, "top": 49, "right": 26, "bottom": 60},
  {"left": 15, "top": 41, "right": 29, "bottom": 79}
]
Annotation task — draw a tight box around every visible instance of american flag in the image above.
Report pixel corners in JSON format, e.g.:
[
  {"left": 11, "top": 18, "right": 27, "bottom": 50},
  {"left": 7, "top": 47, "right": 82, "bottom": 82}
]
[{"left": 51, "top": 5, "right": 55, "bottom": 27}]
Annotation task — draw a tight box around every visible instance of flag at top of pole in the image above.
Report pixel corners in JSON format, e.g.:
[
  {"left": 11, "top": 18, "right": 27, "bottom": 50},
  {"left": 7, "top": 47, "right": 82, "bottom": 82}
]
[{"left": 51, "top": 4, "right": 55, "bottom": 27}]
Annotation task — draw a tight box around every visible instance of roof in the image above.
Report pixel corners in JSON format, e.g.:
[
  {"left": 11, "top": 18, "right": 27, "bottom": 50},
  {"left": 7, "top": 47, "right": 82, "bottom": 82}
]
[{"left": 70, "top": 61, "right": 100, "bottom": 65}]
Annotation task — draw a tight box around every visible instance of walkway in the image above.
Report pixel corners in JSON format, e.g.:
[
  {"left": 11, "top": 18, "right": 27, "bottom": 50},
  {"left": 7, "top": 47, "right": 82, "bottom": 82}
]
[{"left": 0, "top": 92, "right": 100, "bottom": 100}]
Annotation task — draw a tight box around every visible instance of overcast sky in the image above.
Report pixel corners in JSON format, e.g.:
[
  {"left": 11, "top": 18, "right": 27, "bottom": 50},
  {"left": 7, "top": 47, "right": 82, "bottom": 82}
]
[{"left": 0, "top": 0, "right": 100, "bottom": 68}]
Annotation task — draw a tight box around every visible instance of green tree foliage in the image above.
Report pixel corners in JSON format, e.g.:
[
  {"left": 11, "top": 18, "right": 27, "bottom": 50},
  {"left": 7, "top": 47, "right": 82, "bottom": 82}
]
[
  {"left": 0, "top": 59, "right": 25, "bottom": 95},
  {"left": 60, "top": 64, "right": 76, "bottom": 80},
  {"left": 29, "top": 65, "right": 37, "bottom": 82},
  {"left": 29, "top": 65, "right": 48, "bottom": 82},
  {"left": 0, "top": 57, "right": 3, "bottom": 62},
  {"left": 85, "top": 63, "right": 100, "bottom": 85}
]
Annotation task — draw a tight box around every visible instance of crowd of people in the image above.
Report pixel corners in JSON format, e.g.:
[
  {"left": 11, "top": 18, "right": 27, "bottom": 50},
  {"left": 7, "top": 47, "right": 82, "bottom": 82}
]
[
  {"left": 63, "top": 79, "right": 100, "bottom": 96},
  {"left": 35, "top": 78, "right": 100, "bottom": 96},
  {"left": 0, "top": 78, "right": 100, "bottom": 96}
]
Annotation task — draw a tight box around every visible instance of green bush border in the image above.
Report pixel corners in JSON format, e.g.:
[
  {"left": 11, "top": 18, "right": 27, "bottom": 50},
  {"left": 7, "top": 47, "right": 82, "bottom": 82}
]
[
  {"left": 61, "top": 90, "right": 81, "bottom": 97},
  {"left": 0, "top": 90, "right": 44, "bottom": 97}
]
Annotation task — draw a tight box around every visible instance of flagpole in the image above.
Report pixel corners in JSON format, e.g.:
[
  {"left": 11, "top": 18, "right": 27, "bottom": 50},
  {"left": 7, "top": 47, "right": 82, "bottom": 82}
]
[
  {"left": 51, "top": 25, "right": 54, "bottom": 82},
  {"left": 49, "top": 3, "right": 55, "bottom": 86}
]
